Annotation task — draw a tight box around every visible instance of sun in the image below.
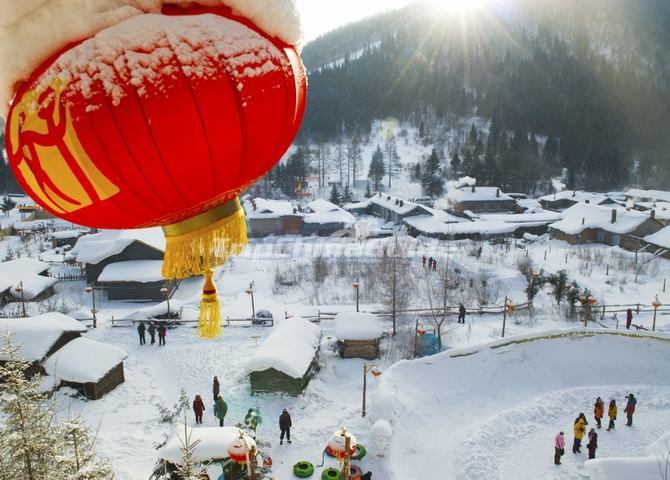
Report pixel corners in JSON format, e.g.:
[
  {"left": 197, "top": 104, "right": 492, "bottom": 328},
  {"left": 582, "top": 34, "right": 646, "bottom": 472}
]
[{"left": 426, "top": 0, "right": 488, "bottom": 15}]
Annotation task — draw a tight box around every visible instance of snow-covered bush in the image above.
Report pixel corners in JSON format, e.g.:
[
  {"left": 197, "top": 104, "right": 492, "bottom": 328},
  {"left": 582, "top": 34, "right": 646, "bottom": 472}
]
[{"left": 370, "top": 419, "right": 393, "bottom": 457}]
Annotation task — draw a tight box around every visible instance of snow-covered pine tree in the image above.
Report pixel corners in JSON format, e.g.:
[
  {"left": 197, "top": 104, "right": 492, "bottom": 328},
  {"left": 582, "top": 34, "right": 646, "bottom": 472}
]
[
  {"left": 171, "top": 413, "right": 201, "bottom": 480},
  {"left": 0, "top": 195, "right": 15, "bottom": 215},
  {"left": 329, "top": 184, "right": 342, "bottom": 206},
  {"left": 57, "top": 415, "right": 114, "bottom": 480},
  {"left": 0, "top": 333, "right": 67, "bottom": 480},
  {"left": 342, "top": 185, "right": 354, "bottom": 204},
  {"left": 367, "top": 145, "right": 385, "bottom": 192}
]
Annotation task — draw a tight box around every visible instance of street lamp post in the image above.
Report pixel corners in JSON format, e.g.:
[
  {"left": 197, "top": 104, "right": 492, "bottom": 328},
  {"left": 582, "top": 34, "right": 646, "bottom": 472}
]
[
  {"left": 84, "top": 285, "right": 97, "bottom": 328},
  {"left": 160, "top": 284, "right": 171, "bottom": 318},
  {"left": 352, "top": 279, "right": 360, "bottom": 313},
  {"left": 362, "top": 363, "right": 381, "bottom": 417},
  {"left": 15, "top": 282, "right": 26, "bottom": 317},
  {"left": 246, "top": 282, "right": 255, "bottom": 318}
]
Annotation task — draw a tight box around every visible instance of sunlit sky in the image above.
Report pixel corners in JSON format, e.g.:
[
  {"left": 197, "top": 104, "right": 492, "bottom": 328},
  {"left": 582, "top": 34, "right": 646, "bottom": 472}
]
[{"left": 297, "top": 0, "right": 414, "bottom": 42}]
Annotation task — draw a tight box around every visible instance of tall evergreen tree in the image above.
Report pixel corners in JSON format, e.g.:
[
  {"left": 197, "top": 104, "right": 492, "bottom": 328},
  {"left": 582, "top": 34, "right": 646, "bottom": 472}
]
[
  {"left": 342, "top": 184, "right": 354, "bottom": 204},
  {"left": 367, "top": 145, "right": 386, "bottom": 192},
  {"left": 421, "top": 148, "right": 444, "bottom": 197},
  {"left": 329, "top": 184, "right": 342, "bottom": 206}
]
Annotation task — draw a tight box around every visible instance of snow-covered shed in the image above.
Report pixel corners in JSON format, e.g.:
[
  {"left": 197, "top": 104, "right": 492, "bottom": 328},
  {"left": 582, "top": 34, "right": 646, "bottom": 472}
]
[
  {"left": 368, "top": 193, "right": 431, "bottom": 225},
  {"left": 43, "top": 337, "right": 127, "bottom": 400},
  {"left": 49, "top": 229, "right": 87, "bottom": 248},
  {"left": 644, "top": 226, "right": 670, "bottom": 260},
  {"left": 623, "top": 188, "right": 670, "bottom": 206},
  {"left": 0, "top": 313, "right": 87, "bottom": 377},
  {"left": 245, "top": 198, "right": 303, "bottom": 238},
  {"left": 447, "top": 186, "right": 516, "bottom": 214},
  {"left": 246, "top": 317, "right": 321, "bottom": 395},
  {"left": 539, "top": 190, "right": 614, "bottom": 212},
  {"left": 303, "top": 199, "right": 355, "bottom": 236},
  {"left": 70, "top": 228, "right": 165, "bottom": 284},
  {"left": 335, "top": 312, "right": 383, "bottom": 360},
  {"left": 0, "top": 257, "right": 57, "bottom": 302},
  {"left": 549, "top": 204, "right": 663, "bottom": 250},
  {"left": 96, "top": 260, "right": 174, "bottom": 302}
]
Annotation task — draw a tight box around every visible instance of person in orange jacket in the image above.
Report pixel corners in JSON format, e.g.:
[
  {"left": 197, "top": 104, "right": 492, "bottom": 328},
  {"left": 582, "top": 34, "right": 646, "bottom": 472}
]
[
  {"left": 594, "top": 397, "right": 604, "bottom": 429},
  {"left": 573, "top": 413, "right": 587, "bottom": 453},
  {"left": 606, "top": 399, "right": 617, "bottom": 431}
]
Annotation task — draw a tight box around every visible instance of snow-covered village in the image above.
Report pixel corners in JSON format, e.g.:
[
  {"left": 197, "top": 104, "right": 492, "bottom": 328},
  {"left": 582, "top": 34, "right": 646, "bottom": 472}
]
[{"left": 1, "top": 1, "right": 670, "bottom": 480}]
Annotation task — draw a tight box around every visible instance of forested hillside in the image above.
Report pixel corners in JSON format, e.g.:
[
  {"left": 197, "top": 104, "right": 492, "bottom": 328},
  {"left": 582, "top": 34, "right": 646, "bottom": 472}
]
[{"left": 298, "top": 0, "right": 670, "bottom": 192}]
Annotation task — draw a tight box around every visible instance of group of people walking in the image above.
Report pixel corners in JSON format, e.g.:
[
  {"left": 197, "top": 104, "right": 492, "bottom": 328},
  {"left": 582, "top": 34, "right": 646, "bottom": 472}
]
[
  {"left": 136, "top": 322, "right": 167, "bottom": 346},
  {"left": 422, "top": 256, "right": 438, "bottom": 272},
  {"left": 554, "top": 393, "right": 637, "bottom": 465}
]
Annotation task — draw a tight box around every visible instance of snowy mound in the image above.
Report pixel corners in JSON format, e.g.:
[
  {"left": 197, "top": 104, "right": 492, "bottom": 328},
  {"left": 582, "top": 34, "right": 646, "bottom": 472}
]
[
  {"left": 160, "top": 426, "right": 255, "bottom": 463},
  {"left": 0, "top": 313, "right": 87, "bottom": 362},
  {"left": 0, "top": 0, "right": 301, "bottom": 113},
  {"left": 371, "top": 330, "right": 670, "bottom": 480},
  {"left": 43, "top": 337, "right": 127, "bottom": 383},
  {"left": 246, "top": 317, "right": 321, "bottom": 378},
  {"left": 334, "top": 312, "right": 383, "bottom": 340}
]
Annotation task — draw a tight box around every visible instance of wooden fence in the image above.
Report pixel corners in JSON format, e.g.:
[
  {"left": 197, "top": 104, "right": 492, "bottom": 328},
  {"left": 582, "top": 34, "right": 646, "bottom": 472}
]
[{"left": 49, "top": 272, "right": 86, "bottom": 282}]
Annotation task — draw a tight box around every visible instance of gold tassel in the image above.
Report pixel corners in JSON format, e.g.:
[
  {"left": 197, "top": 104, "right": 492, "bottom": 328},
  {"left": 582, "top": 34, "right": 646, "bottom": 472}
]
[
  {"left": 161, "top": 198, "right": 248, "bottom": 280},
  {"left": 198, "top": 268, "right": 222, "bottom": 339}
]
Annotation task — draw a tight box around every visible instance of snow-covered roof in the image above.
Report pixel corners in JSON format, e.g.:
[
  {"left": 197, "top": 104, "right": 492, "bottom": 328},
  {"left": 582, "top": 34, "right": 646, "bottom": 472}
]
[
  {"left": 98, "top": 260, "right": 164, "bottom": 283},
  {"left": 334, "top": 312, "right": 383, "bottom": 340},
  {"left": 0, "top": 257, "right": 57, "bottom": 299},
  {"left": 369, "top": 194, "right": 429, "bottom": 216},
  {"left": 43, "top": 337, "right": 127, "bottom": 384},
  {"left": 246, "top": 317, "right": 321, "bottom": 378},
  {"left": 635, "top": 201, "right": 670, "bottom": 220},
  {"left": 447, "top": 186, "right": 513, "bottom": 203},
  {"left": 539, "top": 190, "right": 609, "bottom": 205},
  {"left": 624, "top": 189, "right": 670, "bottom": 204},
  {"left": 50, "top": 229, "right": 86, "bottom": 239},
  {"left": 478, "top": 210, "right": 562, "bottom": 224},
  {"left": 549, "top": 203, "right": 653, "bottom": 235},
  {"left": 344, "top": 200, "right": 371, "bottom": 211},
  {"left": 645, "top": 226, "right": 670, "bottom": 250},
  {"left": 404, "top": 216, "right": 519, "bottom": 236},
  {"left": 304, "top": 209, "right": 355, "bottom": 225},
  {"left": 161, "top": 426, "right": 256, "bottom": 464},
  {"left": 71, "top": 228, "right": 165, "bottom": 264},
  {"left": 0, "top": 313, "right": 87, "bottom": 362},
  {"left": 245, "top": 198, "right": 297, "bottom": 219},
  {"left": 308, "top": 199, "right": 340, "bottom": 213},
  {"left": 0, "top": 1, "right": 302, "bottom": 114}
]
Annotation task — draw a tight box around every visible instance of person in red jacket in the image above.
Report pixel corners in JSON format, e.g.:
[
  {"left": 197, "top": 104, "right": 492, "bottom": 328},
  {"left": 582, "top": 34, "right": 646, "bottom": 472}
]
[
  {"left": 193, "top": 394, "right": 205, "bottom": 424},
  {"left": 625, "top": 393, "right": 637, "bottom": 426},
  {"left": 594, "top": 397, "right": 604, "bottom": 429},
  {"left": 626, "top": 308, "right": 633, "bottom": 329},
  {"left": 587, "top": 429, "right": 598, "bottom": 459}
]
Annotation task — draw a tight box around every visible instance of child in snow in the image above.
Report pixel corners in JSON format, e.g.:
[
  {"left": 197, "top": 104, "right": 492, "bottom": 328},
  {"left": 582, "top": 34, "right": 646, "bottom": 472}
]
[
  {"left": 213, "top": 376, "right": 220, "bottom": 402},
  {"left": 594, "top": 397, "right": 604, "bottom": 429},
  {"left": 554, "top": 431, "right": 565, "bottom": 465},
  {"left": 573, "top": 414, "right": 587, "bottom": 453},
  {"left": 137, "top": 322, "right": 146, "bottom": 345},
  {"left": 606, "top": 399, "right": 617, "bottom": 431},
  {"left": 193, "top": 395, "right": 205, "bottom": 424},
  {"left": 458, "top": 304, "right": 466, "bottom": 324},
  {"left": 148, "top": 323, "right": 156, "bottom": 345},
  {"left": 587, "top": 429, "right": 598, "bottom": 459},
  {"left": 279, "top": 409, "right": 292, "bottom": 445},
  {"left": 158, "top": 324, "right": 167, "bottom": 346},
  {"left": 625, "top": 393, "right": 637, "bottom": 426},
  {"left": 214, "top": 395, "right": 228, "bottom": 427}
]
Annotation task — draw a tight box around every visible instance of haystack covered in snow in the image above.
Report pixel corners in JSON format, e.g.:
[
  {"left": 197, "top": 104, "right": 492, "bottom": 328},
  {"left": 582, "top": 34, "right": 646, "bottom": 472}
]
[
  {"left": 247, "top": 317, "right": 321, "bottom": 395},
  {"left": 160, "top": 426, "right": 256, "bottom": 465},
  {"left": 334, "top": 312, "right": 383, "bottom": 360},
  {"left": 549, "top": 203, "right": 663, "bottom": 250},
  {"left": 97, "top": 260, "right": 174, "bottom": 302},
  {"left": 447, "top": 186, "right": 516, "bottom": 214},
  {"left": 43, "top": 337, "right": 127, "bottom": 400},
  {"left": 0, "top": 257, "right": 57, "bottom": 302},
  {"left": 70, "top": 228, "right": 165, "bottom": 283},
  {"left": 0, "top": 313, "right": 87, "bottom": 377}
]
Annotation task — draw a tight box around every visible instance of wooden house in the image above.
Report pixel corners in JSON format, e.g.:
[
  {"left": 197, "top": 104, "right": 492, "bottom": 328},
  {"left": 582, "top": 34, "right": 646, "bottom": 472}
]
[
  {"left": 368, "top": 194, "right": 431, "bottom": 225},
  {"left": 50, "top": 229, "right": 86, "bottom": 248},
  {"left": 245, "top": 198, "right": 304, "bottom": 238},
  {"left": 43, "top": 337, "right": 127, "bottom": 400},
  {"left": 644, "top": 227, "right": 670, "bottom": 260},
  {"left": 334, "top": 312, "right": 383, "bottom": 360},
  {"left": 539, "top": 191, "right": 614, "bottom": 212},
  {"left": 447, "top": 186, "right": 517, "bottom": 214},
  {"left": 96, "top": 260, "right": 175, "bottom": 301},
  {"left": 246, "top": 318, "right": 321, "bottom": 395},
  {"left": 0, "top": 313, "right": 87, "bottom": 378},
  {"left": 70, "top": 228, "right": 165, "bottom": 284},
  {"left": 0, "top": 257, "right": 57, "bottom": 302},
  {"left": 549, "top": 204, "right": 664, "bottom": 251},
  {"left": 303, "top": 199, "right": 355, "bottom": 236}
]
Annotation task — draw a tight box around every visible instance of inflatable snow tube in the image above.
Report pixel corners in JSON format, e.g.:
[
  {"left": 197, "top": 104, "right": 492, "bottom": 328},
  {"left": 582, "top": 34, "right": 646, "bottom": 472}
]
[
  {"left": 350, "top": 465, "right": 363, "bottom": 479},
  {"left": 293, "top": 461, "right": 315, "bottom": 477},
  {"left": 351, "top": 444, "right": 367, "bottom": 460},
  {"left": 321, "top": 467, "right": 342, "bottom": 480}
]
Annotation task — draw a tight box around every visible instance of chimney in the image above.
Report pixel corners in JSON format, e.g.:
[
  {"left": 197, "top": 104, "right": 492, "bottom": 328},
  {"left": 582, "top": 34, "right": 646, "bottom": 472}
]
[
  {"left": 582, "top": 217, "right": 585, "bottom": 225},
  {"left": 572, "top": 190, "right": 576, "bottom": 198},
  {"left": 585, "top": 199, "right": 589, "bottom": 204},
  {"left": 400, "top": 200, "right": 404, "bottom": 207},
  {"left": 471, "top": 184, "right": 476, "bottom": 193},
  {"left": 611, "top": 209, "right": 617, "bottom": 224},
  {"left": 395, "top": 199, "right": 399, "bottom": 205},
  {"left": 496, "top": 188, "right": 500, "bottom": 198},
  {"left": 651, "top": 209, "right": 656, "bottom": 219}
]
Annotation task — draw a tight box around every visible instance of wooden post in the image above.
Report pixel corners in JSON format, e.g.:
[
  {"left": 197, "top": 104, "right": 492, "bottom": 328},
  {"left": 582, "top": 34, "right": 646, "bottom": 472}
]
[
  {"left": 664, "top": 279, "right": 667, "bottom": 293},
  {"left": 362, "top": 363, "right": 367, "bottom": 417},
  {"left": 653, "top": 307, "right": 658, "bottom": 332},
  {"left": 502, "top": 297, "right": 508, "bottom": 338},
  {"left": 412, "top": 319, "right": 419, "bottom": 358},
  {"left": 636, "top": 303, "right": 640, "bottom": 314},
  {"left": 249, "top": 446, "right": 257, "bottom": 480},
  {"left": 343, "top": 434, "right": 351, "bottom": 480},
  {"left": 544, "top": 250, "right": 547, "bottom": 261},
  {"left": 606, "top": 264, "right": 609, "bottom": 276},
  {"left": 565, "top": 252, "right": 568, "bottom": 264}
]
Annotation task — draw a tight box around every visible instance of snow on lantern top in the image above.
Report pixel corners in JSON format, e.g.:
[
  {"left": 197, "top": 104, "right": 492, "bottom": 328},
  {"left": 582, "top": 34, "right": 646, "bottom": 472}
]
[{"left": 0, "top": 0, "right": 302, "bottom": 113}]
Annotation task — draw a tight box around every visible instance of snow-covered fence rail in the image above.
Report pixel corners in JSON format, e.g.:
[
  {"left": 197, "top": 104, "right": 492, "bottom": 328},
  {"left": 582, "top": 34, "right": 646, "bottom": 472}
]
[
  {"left": 48, "top": 272, "right": 86, "bottom": 282},
  {"left": 576, "top": 303, "right": 670, "bottom": 316}
]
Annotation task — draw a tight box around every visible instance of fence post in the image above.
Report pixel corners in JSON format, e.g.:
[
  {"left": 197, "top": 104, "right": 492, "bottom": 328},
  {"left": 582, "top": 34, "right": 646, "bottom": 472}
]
[
  {"left": 502, "top": 297, "right": 508, "bottom": 338},
  {"left": 636, "top": 303, "right": 640, "bottom": 314}
]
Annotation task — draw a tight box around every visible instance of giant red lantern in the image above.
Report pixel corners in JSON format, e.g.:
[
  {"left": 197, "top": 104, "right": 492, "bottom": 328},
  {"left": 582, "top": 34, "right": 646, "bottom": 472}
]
[{"left": 4, "top": 4, "right": 307, "bottom": 338}]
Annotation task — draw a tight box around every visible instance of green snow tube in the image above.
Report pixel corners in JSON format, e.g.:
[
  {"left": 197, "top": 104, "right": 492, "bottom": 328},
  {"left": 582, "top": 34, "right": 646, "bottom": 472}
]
[
  {"left": 293, "top": 461, "right": 315, "bottom": 477},
  {"left": 351, "top": 444, "right": 367, "bottom": 460},
  {"left": 321, "top": 467, "right": 342, "bottom": 480}
]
